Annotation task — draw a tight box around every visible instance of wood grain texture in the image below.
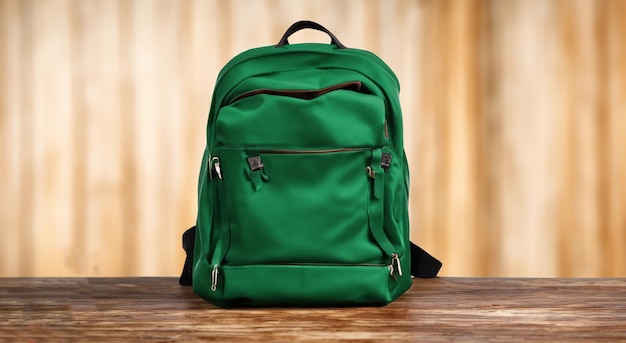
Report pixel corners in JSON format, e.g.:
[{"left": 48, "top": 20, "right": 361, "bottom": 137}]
[
  {"left": 1, "top": 0, "right": 626, "bottom": 277},
  {"left": 1, "top": 277, "right": 625, "bottom": 342}
]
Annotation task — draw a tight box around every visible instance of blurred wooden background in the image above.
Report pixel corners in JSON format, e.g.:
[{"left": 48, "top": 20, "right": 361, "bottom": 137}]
[{"left": 1, "top": 0, "right": 625, "bottom": 277}]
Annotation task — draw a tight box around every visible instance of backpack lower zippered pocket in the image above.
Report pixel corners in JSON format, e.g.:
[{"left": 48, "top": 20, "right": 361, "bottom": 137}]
[
  {"left": 217, "top": 263, "right": 395, "bottom": 307},
  {"left": 211, "top": 147, "right": 397, "bottom": 267}
]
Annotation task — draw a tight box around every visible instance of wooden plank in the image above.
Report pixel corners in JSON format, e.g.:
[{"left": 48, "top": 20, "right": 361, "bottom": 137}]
[{"left": 1, "top": 277, "right": 625, "bottom": 341}]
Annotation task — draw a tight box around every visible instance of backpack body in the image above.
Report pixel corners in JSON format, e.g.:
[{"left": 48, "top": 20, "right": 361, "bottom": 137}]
[{"left": 192, "top": 23, "right": 419, "bottom": 307}]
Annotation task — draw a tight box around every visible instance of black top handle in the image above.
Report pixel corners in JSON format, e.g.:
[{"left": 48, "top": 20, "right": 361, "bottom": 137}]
[{"left": 275, "top": 20, "right": 347, "bottom": 49}]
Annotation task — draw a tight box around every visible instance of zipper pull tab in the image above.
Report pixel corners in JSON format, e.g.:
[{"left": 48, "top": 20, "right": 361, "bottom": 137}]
[
  {"left": 392, "top": 253, "right": 403, "bottom": 277},
  {"left": 214, "top": 162, "right": 222, "bottom": 180},
  {"left": 210, "top": 157, "right": 222, "bottom": 180},
  {"left": 389, "top": 253, "right": 403, "bottom": 280},
  {"left": 211, "top": 264, "right": 219, "bottom": 291},
  {"left": 381, "top": 153, "right": 392, "bottom": 171},
  {"left": 246, "top": 155, "right": 269, "bottom": 191},
  {"left": 367, "top": 149, "right": 384, "bottom": 199}
]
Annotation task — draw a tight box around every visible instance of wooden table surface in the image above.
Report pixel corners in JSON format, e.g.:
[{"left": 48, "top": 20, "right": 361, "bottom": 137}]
[{"left": 1, "top": 277, "right": 625, "bottom": 342}]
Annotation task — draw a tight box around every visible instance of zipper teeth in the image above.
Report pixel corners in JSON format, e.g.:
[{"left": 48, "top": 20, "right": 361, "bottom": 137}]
[
  {"left": 226, "top": 262, "right": 388, "bottom": 267},
  {"left": 259, "top": 147, "right": 367, "bottom": 154},
  {"left": 229, "top": 81, "right": 363, "bottom": 104}
]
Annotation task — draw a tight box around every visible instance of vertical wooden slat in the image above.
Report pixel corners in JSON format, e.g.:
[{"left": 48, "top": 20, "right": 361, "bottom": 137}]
[
  {"left": 0, "top": 0, "right": 6, "bottom": 274},
  {"left": 68, "top": 0, "right": 87, "bottom": 276},
  {"left": 131, "top": 0, "right": 163, "bottom": 275},
  {"left": 155, "top": 0, "right": 188, "bottom": 275},
  {"left": 485, "top": 0, "right": 562, "bottom": 276},
  {"left": 170, "top": 0, "right": 194, "bottom": 276},
  {"left": 480, "top": 0, "right": 503, "bottom": 277},
  {"left": 449, "top": 0, "right": 484, "bottom": 276},
  {"left": 411, "top": 0, "right": 452, "bottom": 275},
  {"left": 606, "top": 0, "right": 626, "bottom": 276},
  {"left": 69, "top": 0, "right": 127, "bottom": 276},
  {"left": 116, "top": 0, "right": 139, "bottom": 276},
  {"left": 18, "top": 0, "right": 74, "bottom": 276},
  {"left": 555, "top": 0, "right": 610, "bottom": 277},
  {"left": 0, "top": 0, "right": 22, "bottom": 275},
  {"left": 16, "top": 0, "right": 36, "bottom": 276},
  {"left": 410, "top": 0, "right": 484, "bottom": 276}
]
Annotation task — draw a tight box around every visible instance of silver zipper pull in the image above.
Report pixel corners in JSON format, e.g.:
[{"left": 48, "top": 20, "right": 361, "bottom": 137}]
[
  {"left": 210, "top": 157, "right": 222, "bottom": 180},
  {"left": 214, "top": 162, "right": 222, "bottom": 180},
  {"left": 388, "top": 253, "right": 403, "bottom": 280},
  {"left": 392, "top": 253, "right": 403, "bottom": 277},
  {"left": 211, "top": 264, "right": 219, "bottom": 291}
]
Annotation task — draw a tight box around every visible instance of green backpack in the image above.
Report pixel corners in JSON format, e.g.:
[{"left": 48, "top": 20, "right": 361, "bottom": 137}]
[{"left": 179, "top": 21, "right": 441, "bottom": 307}]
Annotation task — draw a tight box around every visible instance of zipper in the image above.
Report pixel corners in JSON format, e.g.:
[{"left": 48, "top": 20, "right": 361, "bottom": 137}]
[
  {"left": 229, "top": 81, "right": 363, "bottom": 104},
  {"left": 388, "top": 253, "right": 403, "bottom": 280},
  {"left": 259, "top": 147, "right": 367, "bottom": 154},
  {"left": 210, "top": 157, "right": 222, "bottom": 180},
  {"left": 211, "top": 264, "right": 219, "bottom": 291},
  {"left": 238, "top": 148, "right": 392, "bottom": 193},
  {"left": 216, "top": 259, "right": 402, "bottom": 285},
  {"left": 251, "top": 148, "right": 374, "bottom": 186},
  {"left": 225, "top": 262, "right": 389, "bottom": 268}
]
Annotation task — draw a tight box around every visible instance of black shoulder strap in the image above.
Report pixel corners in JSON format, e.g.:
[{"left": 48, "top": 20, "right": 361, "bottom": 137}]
[
  {"left": 179, "top": 226, "right": 441, "bottom": 286},
  {"left": 178, "top": 226, "right": 196, "bottom": 286},
  {"left": 409, "top": 241, "right": 442, "bottom": 278}
]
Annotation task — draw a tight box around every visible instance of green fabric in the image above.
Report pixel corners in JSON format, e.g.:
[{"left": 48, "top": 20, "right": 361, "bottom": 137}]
[{"left": 193, "top": 42, "right": 412, "bottom": 307}]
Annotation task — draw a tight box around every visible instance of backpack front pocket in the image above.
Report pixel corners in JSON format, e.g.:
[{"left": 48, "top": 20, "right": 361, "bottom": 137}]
[
  {"left": 214, "top": 79, "right": 387, "bottom": 149},
  {"left": 219, "top": 263, "right": 394, "bottom": 307},
  {"left": 214, "top": 148, "right": 395, "bottom": 267}
]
